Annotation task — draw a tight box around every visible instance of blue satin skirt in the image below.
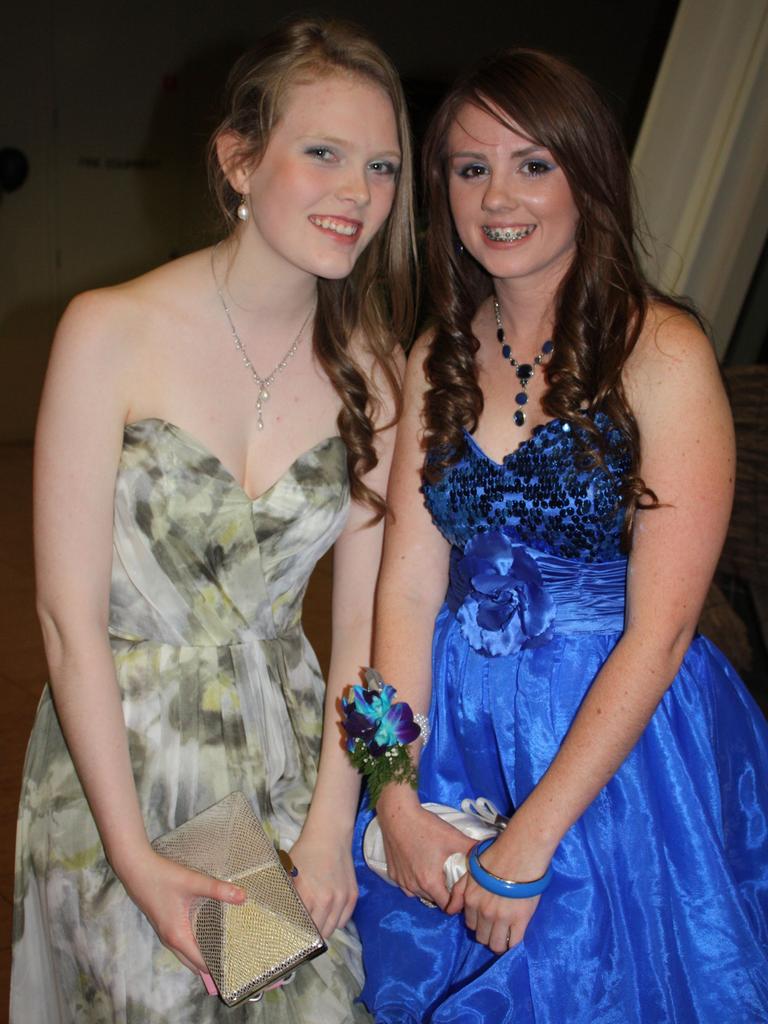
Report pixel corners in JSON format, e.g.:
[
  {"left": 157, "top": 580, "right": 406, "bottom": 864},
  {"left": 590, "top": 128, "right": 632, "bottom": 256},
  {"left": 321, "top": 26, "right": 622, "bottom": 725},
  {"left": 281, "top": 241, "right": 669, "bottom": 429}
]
[{"left": 353, "top": 551, "right": 768, "bottom": 1022}]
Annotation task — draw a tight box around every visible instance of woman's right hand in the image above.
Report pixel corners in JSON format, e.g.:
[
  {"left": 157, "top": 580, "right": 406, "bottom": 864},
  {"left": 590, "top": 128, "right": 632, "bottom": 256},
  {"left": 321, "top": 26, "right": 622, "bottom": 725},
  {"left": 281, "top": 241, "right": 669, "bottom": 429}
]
[
  {"left": 376, "top": 789, "right": 475, "bottom": 911},
  {"left": 117, "top": 847, "right": 246, "bottom": 974}
]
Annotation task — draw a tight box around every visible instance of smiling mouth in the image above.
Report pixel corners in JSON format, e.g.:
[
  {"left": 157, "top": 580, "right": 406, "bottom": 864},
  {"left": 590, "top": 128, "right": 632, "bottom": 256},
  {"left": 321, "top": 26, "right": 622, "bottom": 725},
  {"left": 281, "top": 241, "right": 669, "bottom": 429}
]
[
  {"left": 309, "top": 215, "right": 361, "bottom": 238},
  {"left": 482, "top": 225, "right": 536, "bottom": 242}
]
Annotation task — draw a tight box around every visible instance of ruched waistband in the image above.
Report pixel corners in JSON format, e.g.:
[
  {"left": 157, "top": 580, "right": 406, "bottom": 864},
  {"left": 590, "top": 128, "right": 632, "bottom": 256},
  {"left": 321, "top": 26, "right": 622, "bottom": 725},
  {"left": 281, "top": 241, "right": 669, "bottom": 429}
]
[
  {"left": 446, "top": 533, "right": 626, "bottom": 655},
  {"left": 108, "top": 624, "right": 302, "bottom": 649}
]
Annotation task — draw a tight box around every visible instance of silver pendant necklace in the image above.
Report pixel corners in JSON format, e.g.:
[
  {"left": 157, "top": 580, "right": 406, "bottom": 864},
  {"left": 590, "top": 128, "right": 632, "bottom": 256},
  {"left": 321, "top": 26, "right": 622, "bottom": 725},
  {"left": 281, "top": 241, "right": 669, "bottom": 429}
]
[{"left": 211, "top": 247, "right": 314, "bottom": 431}]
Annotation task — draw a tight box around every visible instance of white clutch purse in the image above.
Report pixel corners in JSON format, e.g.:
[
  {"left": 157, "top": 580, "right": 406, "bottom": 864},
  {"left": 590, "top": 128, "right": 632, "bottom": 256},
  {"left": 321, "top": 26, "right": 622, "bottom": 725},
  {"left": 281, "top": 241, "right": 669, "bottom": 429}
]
[{"left": 363, "top": 797, "right": 508, "bottom": 891}]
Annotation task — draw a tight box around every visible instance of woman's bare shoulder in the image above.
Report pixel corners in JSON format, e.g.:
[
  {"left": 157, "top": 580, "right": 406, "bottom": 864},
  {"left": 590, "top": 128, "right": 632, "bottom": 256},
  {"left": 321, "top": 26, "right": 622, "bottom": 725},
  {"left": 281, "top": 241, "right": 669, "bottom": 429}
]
[
  {"left": 54, "top": 249, "right": 211, "bottom": 359},
  {"left": 406, "top": 326, "right": 436, "bottom": 372},
  {"left": 631, "top": 300, "right": 713, "bottom": 369},
  {"left": 625, "top": 299, "right": 727, "bottom": 428},
  {"left": 626, "top": 300, "right": 718, "bottom": 397}
]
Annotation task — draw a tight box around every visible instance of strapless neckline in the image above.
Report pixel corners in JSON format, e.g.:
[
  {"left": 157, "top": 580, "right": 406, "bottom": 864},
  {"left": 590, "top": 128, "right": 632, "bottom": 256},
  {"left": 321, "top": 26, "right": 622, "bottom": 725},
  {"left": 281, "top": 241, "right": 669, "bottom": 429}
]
[
  {"left": 124, "top": 417, "right": 342, "bottom": 504},
  {"left": 463, "top": 418, "right": 567, "bottom": 469},
  {"left": 427, "top": 412, "right": 628, "bottom": 562}
]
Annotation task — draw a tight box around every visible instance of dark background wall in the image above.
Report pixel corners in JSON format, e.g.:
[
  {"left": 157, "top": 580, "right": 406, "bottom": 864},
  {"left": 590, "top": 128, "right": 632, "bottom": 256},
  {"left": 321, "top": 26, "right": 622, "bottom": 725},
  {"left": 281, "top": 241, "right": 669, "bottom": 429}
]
[{"left": 0, "top": 0, "right": 679, "bottom": 439}]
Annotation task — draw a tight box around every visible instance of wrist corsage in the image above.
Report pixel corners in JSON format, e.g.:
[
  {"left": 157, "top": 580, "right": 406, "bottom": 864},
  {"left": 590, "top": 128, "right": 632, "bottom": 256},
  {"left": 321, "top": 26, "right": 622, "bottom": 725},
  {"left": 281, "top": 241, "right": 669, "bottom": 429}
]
[{"left": 340, "top": 668, "right": 423, "bottom": 807}]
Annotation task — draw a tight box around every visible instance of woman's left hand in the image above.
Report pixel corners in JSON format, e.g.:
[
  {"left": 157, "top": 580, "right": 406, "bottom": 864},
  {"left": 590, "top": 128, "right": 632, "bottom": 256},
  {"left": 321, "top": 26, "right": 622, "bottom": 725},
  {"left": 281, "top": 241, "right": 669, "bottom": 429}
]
[
  {"left": 449, "top": 871, "right": 540, "bottom": 953},
  {"left": 288, "top": 827, "right": 357, "bottom": 938},
  {"left": 447, "top": 832, "right": 550, "bottom": 953}
]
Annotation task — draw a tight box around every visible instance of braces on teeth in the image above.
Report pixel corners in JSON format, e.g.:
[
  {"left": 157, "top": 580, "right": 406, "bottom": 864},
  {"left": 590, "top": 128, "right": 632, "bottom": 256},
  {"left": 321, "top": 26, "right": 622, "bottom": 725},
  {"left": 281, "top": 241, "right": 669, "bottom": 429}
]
[{"left": 483, "top": 226, "right": 534, "bottom": 242}]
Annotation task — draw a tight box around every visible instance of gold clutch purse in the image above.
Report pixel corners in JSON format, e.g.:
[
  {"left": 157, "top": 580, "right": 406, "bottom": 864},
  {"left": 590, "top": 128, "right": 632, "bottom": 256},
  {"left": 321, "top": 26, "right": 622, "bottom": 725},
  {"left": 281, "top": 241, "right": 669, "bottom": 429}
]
[{"left": 151, "top": 791, "right": 326, "bottom": 1006}]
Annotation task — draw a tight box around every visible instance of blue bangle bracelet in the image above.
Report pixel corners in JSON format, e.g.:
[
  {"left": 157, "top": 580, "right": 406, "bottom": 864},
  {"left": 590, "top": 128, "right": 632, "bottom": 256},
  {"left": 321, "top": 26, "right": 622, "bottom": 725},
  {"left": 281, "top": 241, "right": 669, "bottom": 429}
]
[{"left": 468, "top": 838, "right": 553, "bottom": 899}]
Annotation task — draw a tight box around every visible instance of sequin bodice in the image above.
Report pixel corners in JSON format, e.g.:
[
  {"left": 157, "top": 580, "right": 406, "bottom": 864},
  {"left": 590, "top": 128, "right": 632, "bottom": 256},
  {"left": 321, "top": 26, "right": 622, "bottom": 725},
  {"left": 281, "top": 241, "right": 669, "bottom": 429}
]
[{"left": 423, "top": 414, "right": 630, "bottom": 562}]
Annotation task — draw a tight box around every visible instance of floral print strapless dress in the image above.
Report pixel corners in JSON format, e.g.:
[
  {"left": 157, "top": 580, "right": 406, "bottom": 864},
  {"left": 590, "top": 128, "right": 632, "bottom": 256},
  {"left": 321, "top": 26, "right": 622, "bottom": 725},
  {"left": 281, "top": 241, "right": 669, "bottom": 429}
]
[
  {"left": 353, "top": 415, "right": 768, "bottom": 1023},
  {"left": 12, "top": 420, "right": 371, "bottom": 1023}
]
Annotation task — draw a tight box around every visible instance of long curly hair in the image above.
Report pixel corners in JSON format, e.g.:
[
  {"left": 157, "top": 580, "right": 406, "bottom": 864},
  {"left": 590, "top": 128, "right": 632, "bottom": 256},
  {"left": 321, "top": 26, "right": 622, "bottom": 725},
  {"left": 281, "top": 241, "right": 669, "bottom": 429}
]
[
  {"left": 208, "top": 17, "right": 417, "bottom": 519},
  {"left": 422, "top": 48, "right": 699, "bottom": 547}
]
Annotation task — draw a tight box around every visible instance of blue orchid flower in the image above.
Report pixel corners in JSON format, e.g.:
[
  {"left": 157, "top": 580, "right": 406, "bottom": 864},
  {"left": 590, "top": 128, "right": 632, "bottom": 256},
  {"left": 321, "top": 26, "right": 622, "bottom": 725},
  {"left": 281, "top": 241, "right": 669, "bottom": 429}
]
[{"left": 341, "top": 681, "right": 420, "bottom": 757}]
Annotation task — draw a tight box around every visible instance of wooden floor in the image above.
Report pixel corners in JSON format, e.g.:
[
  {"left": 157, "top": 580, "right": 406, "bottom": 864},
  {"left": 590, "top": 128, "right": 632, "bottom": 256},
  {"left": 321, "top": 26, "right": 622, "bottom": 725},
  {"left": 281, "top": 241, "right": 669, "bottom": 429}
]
[{"left": 0, "top": 443, "right": 333, "bottom": 1023}]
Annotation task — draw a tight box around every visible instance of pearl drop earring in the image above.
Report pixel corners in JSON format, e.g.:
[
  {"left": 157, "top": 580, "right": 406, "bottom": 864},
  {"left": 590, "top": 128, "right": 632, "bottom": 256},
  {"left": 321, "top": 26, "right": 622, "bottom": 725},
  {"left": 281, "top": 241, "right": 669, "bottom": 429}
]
[{"left": 236, "top": 195, "right": 249, "bottom": 222}]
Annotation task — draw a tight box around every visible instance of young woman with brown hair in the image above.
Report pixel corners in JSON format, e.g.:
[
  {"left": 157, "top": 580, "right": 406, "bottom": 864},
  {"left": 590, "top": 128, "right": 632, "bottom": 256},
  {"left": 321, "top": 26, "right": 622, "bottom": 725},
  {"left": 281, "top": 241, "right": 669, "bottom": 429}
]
[
  {"left": 12, "top": 17, "right": 415, "bottom": 1022},
  {"left": 353, "top": 48, "right": 768, "bottom": 1023}
]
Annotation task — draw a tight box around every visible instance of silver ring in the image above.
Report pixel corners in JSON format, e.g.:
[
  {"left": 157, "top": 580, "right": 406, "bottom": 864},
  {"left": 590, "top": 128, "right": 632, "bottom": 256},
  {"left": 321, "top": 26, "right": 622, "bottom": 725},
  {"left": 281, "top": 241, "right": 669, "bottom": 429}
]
[{"left": 418, "top": 896, "right": 437, "bottom": 908}]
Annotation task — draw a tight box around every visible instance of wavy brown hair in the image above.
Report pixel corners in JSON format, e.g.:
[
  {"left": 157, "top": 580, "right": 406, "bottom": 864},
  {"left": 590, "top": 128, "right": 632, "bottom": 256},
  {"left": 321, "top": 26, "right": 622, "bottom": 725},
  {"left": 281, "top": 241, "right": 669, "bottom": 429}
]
[
  {"left": 208, "top": 17, "right": 416, "bottom": 518},
  {"left": 422, "top": 48, "right": 699, "bottom": 547}
]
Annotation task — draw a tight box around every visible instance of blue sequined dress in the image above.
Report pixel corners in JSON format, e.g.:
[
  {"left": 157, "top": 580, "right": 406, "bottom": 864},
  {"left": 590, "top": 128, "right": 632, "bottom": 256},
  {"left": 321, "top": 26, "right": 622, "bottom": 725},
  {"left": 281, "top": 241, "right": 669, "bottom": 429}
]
[{"left": 353, "top": 415, "right": 768, "bottom": 1023}]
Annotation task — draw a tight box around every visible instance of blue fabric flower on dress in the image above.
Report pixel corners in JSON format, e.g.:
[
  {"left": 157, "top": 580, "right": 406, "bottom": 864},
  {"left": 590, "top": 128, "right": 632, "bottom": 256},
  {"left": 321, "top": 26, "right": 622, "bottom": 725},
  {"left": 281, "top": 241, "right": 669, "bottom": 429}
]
[{"left": 455, "top": 531, "right": 556, "bottom": 656}]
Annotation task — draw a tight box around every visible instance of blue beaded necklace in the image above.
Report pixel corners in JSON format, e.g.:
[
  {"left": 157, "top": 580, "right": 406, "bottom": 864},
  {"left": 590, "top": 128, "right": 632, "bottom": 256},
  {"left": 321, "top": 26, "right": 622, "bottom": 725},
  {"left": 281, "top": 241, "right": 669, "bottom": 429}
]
[{"left": 493, "top": 296, "right": 555, "bottom": 427}]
